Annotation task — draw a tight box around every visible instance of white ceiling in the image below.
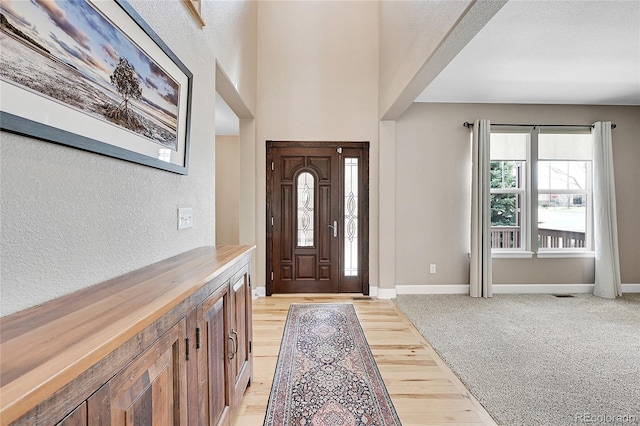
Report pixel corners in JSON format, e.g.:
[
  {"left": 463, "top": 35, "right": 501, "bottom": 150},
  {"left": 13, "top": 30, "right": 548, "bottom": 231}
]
[{"left": 416, "top": 0, "right": 640, "bottom": 105}]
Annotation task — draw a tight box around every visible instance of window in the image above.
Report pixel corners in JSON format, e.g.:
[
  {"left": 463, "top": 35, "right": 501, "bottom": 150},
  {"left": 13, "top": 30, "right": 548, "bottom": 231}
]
[
  {"left": 537, "top": 131, "right": 592, "bottom": 250},
  {"left": 344, "top": 158, "right": 359, "bottom": 276},
  {"left": 490, "top": 133, "right": 528, "bottom": 250},
  {"left": 490, "top": 128, "right": 593, "bottom": 255}
]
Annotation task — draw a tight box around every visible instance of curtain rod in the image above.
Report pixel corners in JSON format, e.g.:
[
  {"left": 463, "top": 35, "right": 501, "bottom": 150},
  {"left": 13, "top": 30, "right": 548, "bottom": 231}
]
[{"left": 463, "top": 121, "right": 616, "bottom": 129}]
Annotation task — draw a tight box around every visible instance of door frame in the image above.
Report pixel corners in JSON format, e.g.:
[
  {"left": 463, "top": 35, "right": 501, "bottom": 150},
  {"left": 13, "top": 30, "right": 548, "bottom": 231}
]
[{"left": 266, "top": 141, "right": 369, "bottom": 296}]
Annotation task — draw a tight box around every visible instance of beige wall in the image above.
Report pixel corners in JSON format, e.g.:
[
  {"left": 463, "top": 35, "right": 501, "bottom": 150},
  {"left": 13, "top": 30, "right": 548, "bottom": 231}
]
[
  {"left": 255, "top": 0, "right": 380, "bottom": 291},
  {"left": 395, "top": 103, "right": 640, "bottom": 286},
  {"left": 0, "top": 1, "right": 258, "bottom": 316},
  {"left": 206, "top": 1, "right": 258, "bottom": 115},
  {"left": 216, "top": 136, "right": 241, "bottom": 245}
]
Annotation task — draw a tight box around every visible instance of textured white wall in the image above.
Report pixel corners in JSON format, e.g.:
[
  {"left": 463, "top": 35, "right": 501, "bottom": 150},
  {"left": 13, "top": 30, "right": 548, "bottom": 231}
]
[
  {"left": 0, "top": 0, "right": 257, "bottom": 316},
  {"left": 395, "top": 103, "right": 640, "bottom": 286},
  {"left": 255, "top": 0, "right": 380, "bottom": 291}
]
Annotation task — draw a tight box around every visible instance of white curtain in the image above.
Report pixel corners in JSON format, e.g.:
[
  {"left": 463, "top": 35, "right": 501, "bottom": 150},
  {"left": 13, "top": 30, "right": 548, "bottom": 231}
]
[
  {"left": 592, "top": 121, "right": 622, "bottom": 298},
  {"left": 470, "top": 119, "right": 492, "bottom": 298}
]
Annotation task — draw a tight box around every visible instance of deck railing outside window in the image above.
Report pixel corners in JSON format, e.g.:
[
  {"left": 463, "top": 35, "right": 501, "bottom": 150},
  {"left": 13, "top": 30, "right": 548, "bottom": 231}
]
[{"left": 491, "top": 227, "right": 586, "bottom": 249}]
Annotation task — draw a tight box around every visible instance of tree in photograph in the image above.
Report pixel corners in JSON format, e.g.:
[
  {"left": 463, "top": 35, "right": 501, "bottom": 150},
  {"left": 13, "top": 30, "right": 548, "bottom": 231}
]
[
  {"left": 106, "top": 57, "right": 143, "bottom": 130},
  {"left": 490, "top": 161, "right": 517, "bottom": 226}
]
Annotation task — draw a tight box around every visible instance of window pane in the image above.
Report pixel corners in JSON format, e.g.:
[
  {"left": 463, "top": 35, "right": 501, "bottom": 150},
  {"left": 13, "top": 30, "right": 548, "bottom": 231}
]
[
  {"left": 490, "top": 193, "right": 521, "bottom": 248},
  {"left": 491, "top": 194, "right": 519, "bottom": 226},
  {"left": 344, "top": 158, "right": 358, "bottom": 276},
  {"left": 538, "top": 194, "right": 587, "bottom": 248},
  {"left": 491, "top": 161, "right": 523, "bottom": 189},
  {"left": 296, "top": 172, "right": 314, "bottom": 247},
  {"left": 538, "top": 161, "right": 588, "bottom": 190}
]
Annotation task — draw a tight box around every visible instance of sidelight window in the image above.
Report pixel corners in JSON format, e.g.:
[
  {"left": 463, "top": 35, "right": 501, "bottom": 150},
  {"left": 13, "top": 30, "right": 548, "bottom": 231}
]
[
  {"left": 344, "top": 158, "right": 359, "bottom": 276},
  {"left": 296, "top": 172, "right": 315, "bottom": 247}
]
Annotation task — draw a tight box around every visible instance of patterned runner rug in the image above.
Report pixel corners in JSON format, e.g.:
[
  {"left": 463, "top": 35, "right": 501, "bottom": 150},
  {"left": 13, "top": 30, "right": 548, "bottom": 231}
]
[{"left": 264, "top": 303, "right": 402, "bottom": 426}]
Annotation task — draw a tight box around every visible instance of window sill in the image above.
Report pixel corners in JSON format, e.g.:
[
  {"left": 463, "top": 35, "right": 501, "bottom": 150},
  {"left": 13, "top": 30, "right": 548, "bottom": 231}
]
[
  {"left": 537, "top": 251, "right": 595, "bottom": 259},
  {"left": 492, "top": 251, "right": 534, "bottom": 259},
  {"left": 491, "top": 251, "right": 595, "bottom": 259}
]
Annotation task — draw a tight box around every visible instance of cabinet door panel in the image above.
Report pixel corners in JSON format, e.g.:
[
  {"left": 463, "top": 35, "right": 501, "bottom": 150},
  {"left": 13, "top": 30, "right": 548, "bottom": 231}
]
[
  {"left": 230, "top": 269, "right": 252, "bottom": 407},
  {"left": 56, "top": 402, "right": 87, "bottom": 426},
  {"left": 200, "top": 286, "right": 231, "bottom": 426},
  {"left": 88, "top": 319, "right": 187, "bottom": 425}
]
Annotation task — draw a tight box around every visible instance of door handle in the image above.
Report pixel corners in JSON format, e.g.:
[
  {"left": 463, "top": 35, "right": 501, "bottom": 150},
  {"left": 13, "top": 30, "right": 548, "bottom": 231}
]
[
  {"left": 328, "top": 220, "right": 338, "bottom": 238},
  {"left": 228, "top": 333, "right": 236, "bottom": 362},
  {"left": 231, "top": 329, "right": 239, "bottom": 355}
]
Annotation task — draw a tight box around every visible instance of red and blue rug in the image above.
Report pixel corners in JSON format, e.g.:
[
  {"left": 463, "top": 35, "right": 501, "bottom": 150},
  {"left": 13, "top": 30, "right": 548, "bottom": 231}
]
[{"left": 264, "top": 303, "right": 402, "bottom": 426}]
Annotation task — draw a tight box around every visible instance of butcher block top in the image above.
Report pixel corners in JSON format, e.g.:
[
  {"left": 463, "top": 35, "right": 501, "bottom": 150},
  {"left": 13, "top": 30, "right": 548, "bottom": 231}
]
[{"left": 0, "top": 245, "right": 255, "bottom": 424}]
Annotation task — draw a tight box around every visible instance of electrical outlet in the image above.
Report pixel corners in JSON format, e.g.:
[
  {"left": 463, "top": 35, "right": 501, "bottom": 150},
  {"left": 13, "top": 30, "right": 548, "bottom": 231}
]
[
  {"left": 430, "top": 264, "right": 436, "bottom": 274},
  {"left": 178, "top": 207, "right": 193, "bottom": 230}
]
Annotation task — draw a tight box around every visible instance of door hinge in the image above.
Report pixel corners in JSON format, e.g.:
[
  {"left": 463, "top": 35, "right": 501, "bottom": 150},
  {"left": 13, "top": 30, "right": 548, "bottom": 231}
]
[
  {"left": 249, "top": 340, "right": 252, "bottom": 354},
  {"left": 271, "top": 161, "right": 274, "bottom": 171},
  {"left": 271, "top": 216, "right": 274, "bottom": 226},
  {"left": 195, "top": 327, "right": 201, "bottom": 350},
  {"left": 185, "top": 337, "right": 190, "bottom": 360},
  {"left": 271, "top": 271, "right": 274, "bottom": 281}
]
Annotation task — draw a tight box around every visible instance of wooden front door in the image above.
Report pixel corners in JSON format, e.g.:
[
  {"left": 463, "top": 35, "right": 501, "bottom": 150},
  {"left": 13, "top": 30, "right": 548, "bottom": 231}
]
[{"left": 266, "top": 141, "right": 369, "bottom": 295}]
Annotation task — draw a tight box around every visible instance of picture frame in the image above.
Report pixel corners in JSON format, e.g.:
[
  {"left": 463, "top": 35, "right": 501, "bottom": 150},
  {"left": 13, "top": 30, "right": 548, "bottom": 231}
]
[
  {"left": 0, "top": 0, "right": 193, "bottom": 174},
  {"left": 183, "top": 0, "right": 205, "bottom": 28}
]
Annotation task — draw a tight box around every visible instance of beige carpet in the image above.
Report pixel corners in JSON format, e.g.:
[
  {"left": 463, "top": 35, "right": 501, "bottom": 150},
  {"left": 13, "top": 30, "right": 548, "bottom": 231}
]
[{"left": 394, "top": 293, "right": 640, "bottom": 426}]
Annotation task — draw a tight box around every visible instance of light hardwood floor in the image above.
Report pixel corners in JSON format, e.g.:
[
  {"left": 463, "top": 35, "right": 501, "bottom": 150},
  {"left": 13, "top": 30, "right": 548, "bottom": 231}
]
[{"left": 234, "top": 295, "right": 497, "bottom": 426}]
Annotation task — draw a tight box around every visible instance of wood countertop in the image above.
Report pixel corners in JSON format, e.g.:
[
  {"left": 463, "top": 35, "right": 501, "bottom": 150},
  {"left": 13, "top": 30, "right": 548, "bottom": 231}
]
[{"left": 0, "top": 245, "right": 255, "bottom": 425}]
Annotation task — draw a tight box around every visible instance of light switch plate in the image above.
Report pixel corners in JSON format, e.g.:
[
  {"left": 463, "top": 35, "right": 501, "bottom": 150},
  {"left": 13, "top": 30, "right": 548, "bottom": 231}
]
[{"left": 178, "top": 208, "right": 193, "bottom": 230}]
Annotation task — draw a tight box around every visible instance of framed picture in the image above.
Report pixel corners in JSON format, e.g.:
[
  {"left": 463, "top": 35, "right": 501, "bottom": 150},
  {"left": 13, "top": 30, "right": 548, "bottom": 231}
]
[
  {"left": 0, "top": 0, "right": 192, "bottom": 174},
  {"left": 183, "top": 0, "right": 205, "bottom": 28}
]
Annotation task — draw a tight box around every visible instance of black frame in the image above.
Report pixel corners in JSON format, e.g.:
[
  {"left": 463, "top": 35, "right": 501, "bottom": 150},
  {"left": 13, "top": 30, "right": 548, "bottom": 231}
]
[{"left": 0, "top": 0, "right": 193, "bottom": 175}]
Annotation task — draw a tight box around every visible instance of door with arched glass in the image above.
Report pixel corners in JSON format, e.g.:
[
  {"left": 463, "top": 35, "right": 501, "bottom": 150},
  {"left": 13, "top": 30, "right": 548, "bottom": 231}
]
[{"left": 266, "top": 141, "right": 369, "bottom": 294}]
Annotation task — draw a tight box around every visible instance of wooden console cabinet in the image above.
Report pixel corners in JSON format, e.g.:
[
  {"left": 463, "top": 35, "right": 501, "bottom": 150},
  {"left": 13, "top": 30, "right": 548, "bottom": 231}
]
[{"left": 0, "top": 245, "right": 254, "bottom": 426}]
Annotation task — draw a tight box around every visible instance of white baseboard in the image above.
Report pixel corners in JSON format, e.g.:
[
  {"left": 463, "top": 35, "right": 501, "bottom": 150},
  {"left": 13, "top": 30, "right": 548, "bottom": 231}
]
[
  {"left": 495, "top": 283, "right": 640, "bottom": 294},
  {"left": 396, "top": 284, "right": 469, "bottom": 295},
  {"left": 622, "top": 283, "right": 640, "bottom": 293},
  {"left": 252, "top": 283, "right": 638, "bottom": 299},
  {"left": 493, "top": 284, "right": 595, "bottom": 294},
  {"left": 253, "top": 286, "right": 266, "bottom": 299},
  {"left": 392, "top": 283, "right": 640, "bottom": 295},
  {"left": 370, "top": 287, "right": 397, "bottom": 299}
]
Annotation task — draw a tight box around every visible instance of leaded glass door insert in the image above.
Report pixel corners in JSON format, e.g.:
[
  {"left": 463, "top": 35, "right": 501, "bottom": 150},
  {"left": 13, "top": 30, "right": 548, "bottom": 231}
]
[
  {"left": 344, "top": 158, "right": 358, "bottom": 276},
  {"left": 297, "top": 172, "right": 315, "bottom": 247}
]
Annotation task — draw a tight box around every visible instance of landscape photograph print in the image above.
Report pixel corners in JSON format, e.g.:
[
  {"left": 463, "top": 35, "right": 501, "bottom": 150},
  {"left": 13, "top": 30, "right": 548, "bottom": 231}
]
[{"left": 0, "top": 0, "right": 180, "bottom": 151}]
